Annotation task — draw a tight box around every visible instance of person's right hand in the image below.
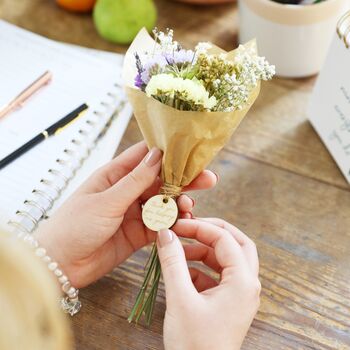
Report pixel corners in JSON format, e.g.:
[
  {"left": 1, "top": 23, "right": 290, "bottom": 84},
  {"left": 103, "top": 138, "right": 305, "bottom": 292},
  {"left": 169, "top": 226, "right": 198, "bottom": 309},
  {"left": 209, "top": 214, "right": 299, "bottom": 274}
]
[
  {"left": 157, "top": 218, "right": 260, "bottom": 350},
  {"left": 33, "top": 142, "right": 217, "bottom": 289}
]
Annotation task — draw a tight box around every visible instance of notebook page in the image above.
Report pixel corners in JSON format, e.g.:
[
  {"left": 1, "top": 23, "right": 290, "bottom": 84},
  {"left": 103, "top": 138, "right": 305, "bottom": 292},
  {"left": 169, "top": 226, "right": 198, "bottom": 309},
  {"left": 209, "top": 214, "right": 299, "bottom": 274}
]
[
  {"left": 0, "top": 21, "right": 129, "bottom": 230},
  {"left": 0, "top": 21, "right": 119, "bottom": 157},
  {"left": 48, "top": 46, "right": 133, "bottom": 212}
]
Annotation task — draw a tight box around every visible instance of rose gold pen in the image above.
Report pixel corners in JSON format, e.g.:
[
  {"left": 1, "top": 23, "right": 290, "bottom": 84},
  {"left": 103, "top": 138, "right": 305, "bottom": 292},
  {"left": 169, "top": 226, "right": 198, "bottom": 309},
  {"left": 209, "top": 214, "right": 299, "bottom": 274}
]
[{"left": 0, "top": 70, "right": 52, "bottom": 119}]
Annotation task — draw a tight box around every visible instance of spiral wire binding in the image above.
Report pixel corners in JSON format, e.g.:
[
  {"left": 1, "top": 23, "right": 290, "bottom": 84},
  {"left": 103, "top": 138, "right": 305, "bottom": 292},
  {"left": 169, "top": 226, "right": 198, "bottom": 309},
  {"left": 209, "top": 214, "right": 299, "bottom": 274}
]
[
  {"left": 337, "top": 10, "right": 350, "bottom": 48},
  {"left": 8, "top": 82, "right": 126, "bottom": 235}
]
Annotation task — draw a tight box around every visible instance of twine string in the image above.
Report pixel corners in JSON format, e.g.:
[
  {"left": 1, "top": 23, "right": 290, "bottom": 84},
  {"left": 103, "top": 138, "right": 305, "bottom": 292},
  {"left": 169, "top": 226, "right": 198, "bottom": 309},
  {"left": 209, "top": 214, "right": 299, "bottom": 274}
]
[{"left": 160, "top": 183, "right": 182, "bottom": 199}]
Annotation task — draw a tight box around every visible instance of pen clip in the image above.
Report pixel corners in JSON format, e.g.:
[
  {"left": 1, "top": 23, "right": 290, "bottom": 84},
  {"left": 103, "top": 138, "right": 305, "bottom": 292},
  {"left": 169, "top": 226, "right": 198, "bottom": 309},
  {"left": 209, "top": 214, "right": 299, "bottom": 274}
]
[{"left": 54, "top": 109, "right": 88, "bottom": 136}]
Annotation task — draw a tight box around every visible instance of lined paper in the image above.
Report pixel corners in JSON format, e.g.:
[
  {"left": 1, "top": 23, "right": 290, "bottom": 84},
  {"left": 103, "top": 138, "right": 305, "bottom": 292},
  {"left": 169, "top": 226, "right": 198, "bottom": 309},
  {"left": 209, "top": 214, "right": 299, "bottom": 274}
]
[{"left": 0, "top": 21, "right": 131, "bottom": 230}]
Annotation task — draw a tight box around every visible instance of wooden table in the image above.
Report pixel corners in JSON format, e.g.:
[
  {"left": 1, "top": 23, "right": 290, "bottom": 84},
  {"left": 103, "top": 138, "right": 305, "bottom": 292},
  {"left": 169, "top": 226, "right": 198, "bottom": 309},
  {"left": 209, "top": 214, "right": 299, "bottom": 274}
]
[{"left": 1, "top": 0, "right": 350, "bottom": 349}]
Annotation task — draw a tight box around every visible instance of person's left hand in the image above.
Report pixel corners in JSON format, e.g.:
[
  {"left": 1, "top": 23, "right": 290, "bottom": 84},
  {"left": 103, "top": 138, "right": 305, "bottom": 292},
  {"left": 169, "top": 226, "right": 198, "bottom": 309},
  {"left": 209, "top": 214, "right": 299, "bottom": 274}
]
[{"left": 34, "top": 141, "right": 217, "bottom": 288}]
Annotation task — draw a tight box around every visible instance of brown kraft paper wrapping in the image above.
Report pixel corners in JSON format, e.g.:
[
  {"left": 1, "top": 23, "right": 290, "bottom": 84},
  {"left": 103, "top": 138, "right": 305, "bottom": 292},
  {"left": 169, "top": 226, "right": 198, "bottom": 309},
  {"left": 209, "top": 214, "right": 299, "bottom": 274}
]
[{"left": 123, "top": 28, "right": 260, "bottom": 192}]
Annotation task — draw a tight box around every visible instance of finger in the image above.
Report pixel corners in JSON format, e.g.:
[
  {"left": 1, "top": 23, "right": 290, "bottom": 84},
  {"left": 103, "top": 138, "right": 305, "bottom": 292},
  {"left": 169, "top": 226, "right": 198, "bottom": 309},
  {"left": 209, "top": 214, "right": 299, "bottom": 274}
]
[
  {"left": 173, "top": 219, "right": 247, "bottom": 275},
  {"left": 112, "top": 225, "right": 156, "bottom": 265},
  {"left": 172, "top": 194, "right": 195, "bottom": 219},
  {"left": 157, "top": 229, "right": 196, "bottom": 301},
  {"left": 101, "top": 148, "right": 162, "bottom": 215},
  {"left": 78, "top": 141, "right": 148, "bottom": 193},
  {"left": 180, "top": 212, "right": 193, "bottom": 219},
  {"left": 182, "top": 170, "right": 218, "bottom": 192},
  {"left": 139, "top": 170, "right": 217, "bottom": 203},
  {"left": 177, "top": 194, "right": 194, "bottom": 213},
  {"left": 197, "top": 218, "right": 259, "bottom": 276},
  {"left": 184, "top": 243, "right": 222, "bottom": 273},
  {"left": 189, "top": 268, "right": 218, "bottom": 292}
]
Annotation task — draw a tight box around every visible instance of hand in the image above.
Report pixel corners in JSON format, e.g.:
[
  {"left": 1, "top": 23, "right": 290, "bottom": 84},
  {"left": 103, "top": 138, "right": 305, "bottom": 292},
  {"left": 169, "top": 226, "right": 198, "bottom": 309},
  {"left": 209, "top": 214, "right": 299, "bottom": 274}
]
[
  {"left": 157, "top": 218, "right": 260, "bottom": 350},
  {"left": 34, "top": 142, "right": 217, "bottom": 288}
]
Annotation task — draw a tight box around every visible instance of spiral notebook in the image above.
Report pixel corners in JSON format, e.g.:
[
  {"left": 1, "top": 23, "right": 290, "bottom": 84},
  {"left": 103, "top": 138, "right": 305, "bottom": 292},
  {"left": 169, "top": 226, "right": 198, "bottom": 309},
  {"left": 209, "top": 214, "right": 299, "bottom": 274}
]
[
  {"left": 308, "top": 11, "right": 350, "bottom": 184},
  {"left": 0, "top": 21, "right": 132, "bottom": 233}
]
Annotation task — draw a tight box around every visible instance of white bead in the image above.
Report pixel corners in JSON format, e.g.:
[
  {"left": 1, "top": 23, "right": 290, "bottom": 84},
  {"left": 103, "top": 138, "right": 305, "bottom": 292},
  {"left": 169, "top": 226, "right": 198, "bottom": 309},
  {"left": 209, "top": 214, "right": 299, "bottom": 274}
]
[
  {"left": 23, "top": 234, "right": 33, "bottom": 243},
  {"left": 68, "top": 290, "right": 79, "bottom": 299},
  {"left": 30, "top": 239, "right": 39, "bottom": 248},
  {"left": 62, "top": 281, "right": 71, "bottom": 293},
  {"left": 58, "top": 275, "right": 68, "bottom": 284},
  {"left": 42, "top": 256, "right": 51, "bottom": 263},
  {"left": 48, "top": 262, "right": 58, "bottom": 271},
  {"left": 67, "top": 287, "right": 76, "bottom": 296},
  {"left": 35, "top": 247, "right": 46, "bottom": 257},
  {"left": 54, "top": 269, "right": 63, "bottom": 277}
]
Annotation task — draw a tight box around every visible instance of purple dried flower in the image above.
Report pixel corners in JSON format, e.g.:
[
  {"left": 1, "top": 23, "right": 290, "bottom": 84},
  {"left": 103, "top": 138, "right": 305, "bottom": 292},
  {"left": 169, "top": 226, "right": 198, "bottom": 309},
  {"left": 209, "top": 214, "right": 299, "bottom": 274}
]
[
  {"left": 134, "top": 73, "right": 144, "bottom": 88},
  {"left": 141, "top": 54, "right": 168, "bottom": 84},
  {"left": 166, "top": 49, "right": 195, "bottom": 65},
  {"left": 135, "top": 53, "right": 144, "bottom": 75}
]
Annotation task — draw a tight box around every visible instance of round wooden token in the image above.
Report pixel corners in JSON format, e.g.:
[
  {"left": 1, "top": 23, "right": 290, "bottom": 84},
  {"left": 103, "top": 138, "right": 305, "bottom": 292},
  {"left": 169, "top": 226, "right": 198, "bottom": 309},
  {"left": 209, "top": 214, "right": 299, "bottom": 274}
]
[{"left": 142, "top": 195, "right": 178, "bottom": 231}]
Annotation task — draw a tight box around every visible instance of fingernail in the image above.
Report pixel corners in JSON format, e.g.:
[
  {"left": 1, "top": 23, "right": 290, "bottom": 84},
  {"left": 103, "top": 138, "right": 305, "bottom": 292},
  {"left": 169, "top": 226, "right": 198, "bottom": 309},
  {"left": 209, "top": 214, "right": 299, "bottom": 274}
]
[
  {"left": 182, "top": 212, "right": 192, "bottom": 219},
  {"left": 214, "top": 172, "right": 220, "bottom": 182},
  {"left": 189, "top": 196, "right": 195, "bottom": 207},
  {"left": 144, "top": 148, "right": 162, "bottom": 167},
  {"left": 158, "top": 229, "right": 173, "bottom": 247}
]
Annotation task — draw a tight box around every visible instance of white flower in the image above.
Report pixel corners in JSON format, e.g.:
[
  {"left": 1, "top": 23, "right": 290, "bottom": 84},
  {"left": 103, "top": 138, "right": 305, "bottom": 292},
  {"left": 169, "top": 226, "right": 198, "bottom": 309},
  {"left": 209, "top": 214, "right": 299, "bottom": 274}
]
[
  {"left": 195, "top": 42, "right": 212, "bottom": 54},
  {"left": 152, "top": 28, "right": 179, "bottom": 55},
  {"left": 146, "top": 73, "right": 217, "bottom": 110}
]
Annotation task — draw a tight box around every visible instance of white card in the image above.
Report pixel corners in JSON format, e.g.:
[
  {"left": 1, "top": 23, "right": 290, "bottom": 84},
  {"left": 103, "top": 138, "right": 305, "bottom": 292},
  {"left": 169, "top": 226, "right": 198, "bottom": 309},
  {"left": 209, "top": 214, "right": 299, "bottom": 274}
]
[{"left": 308, "top": 22, "right": 350, "bottom": 184}]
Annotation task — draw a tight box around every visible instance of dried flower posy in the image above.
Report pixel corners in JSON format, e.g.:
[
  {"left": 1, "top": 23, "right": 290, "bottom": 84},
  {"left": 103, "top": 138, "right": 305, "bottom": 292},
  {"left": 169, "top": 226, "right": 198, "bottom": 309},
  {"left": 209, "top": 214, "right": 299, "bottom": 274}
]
[
  {"left": 126, "top": 28, "right": 275, "bottom": 326},
  {"left": 134, "top": 28, "right": 275, "bottom": 112}
]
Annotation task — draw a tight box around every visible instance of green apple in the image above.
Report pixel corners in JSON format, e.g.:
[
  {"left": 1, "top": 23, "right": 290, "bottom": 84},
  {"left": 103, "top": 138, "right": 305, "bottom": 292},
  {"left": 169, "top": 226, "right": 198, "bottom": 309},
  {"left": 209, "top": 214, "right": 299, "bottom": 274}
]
[{"left": 93, "top": 0, "right": 157, "bottom": 44}]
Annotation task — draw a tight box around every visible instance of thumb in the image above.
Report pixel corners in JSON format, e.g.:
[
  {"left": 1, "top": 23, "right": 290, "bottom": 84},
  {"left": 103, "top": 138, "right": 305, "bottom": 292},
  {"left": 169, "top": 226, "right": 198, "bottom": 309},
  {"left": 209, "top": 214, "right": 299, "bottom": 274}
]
[
  {"left": 157, "top": 229, "right": 195, "bottom": 302},
  {"left": 103, "top": 148, "right": 162, "bottom": 214}
]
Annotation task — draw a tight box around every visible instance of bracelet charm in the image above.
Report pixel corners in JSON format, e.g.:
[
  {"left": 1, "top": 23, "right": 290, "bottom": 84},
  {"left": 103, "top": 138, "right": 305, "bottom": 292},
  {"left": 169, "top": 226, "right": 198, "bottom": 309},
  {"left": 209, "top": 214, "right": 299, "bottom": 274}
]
[{"left": 61, "top": 296, "right": 82, "bottom": 316}]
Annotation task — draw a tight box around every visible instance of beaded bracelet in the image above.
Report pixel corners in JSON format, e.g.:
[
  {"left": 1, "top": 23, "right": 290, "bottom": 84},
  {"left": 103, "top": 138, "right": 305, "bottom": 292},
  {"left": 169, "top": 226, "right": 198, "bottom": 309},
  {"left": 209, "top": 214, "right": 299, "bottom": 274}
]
[{"left": 19, "top": 232, "right": 81, "bottom": 316}]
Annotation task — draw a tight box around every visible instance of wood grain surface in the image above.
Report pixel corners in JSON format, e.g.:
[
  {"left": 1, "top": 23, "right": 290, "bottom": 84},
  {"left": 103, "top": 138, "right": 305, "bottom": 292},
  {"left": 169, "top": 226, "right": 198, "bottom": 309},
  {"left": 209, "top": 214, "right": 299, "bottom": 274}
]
[{"left": 1, "top": 0, "right": 349, "bottom": 349}]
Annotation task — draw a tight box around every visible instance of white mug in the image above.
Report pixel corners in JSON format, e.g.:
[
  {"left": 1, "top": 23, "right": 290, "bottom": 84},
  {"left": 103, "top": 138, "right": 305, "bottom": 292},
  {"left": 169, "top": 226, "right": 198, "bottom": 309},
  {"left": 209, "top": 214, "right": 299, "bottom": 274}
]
[{"left": 239, "top": 0, "right": 350, "bottom": 78}]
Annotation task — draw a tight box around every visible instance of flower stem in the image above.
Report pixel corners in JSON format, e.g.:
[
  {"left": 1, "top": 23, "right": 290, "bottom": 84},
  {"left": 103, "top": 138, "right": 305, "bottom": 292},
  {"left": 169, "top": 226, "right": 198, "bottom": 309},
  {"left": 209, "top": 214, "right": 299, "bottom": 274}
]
[{"left": 128, "top": 243, "right": 161, "bottom": 325}]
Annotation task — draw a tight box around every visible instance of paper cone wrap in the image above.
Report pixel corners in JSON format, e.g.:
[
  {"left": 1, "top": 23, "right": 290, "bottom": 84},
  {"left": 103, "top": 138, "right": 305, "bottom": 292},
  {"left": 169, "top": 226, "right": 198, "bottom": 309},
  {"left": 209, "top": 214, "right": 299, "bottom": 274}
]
[{"left": 123, "top": 29, "right": 260, "bottom": 190}]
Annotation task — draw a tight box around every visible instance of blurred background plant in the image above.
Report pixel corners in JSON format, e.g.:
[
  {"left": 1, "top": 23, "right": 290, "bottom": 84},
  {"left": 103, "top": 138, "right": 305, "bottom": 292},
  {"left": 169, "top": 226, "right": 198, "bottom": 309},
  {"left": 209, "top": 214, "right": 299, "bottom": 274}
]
[
  {"left": 173, "top": 0, "right": 235, "bottom": 4},
  {"left": 271, "top": 0, "right": 326, "bottom": 4},
  {"left": 55, "top": 0, "right": 157, "bottom": 44},
  {"left": 93, "top": 0, "right": 157, "bottom": 44},
  {"left": 55, "top": 0, "right": 238, "bottom": 44}
]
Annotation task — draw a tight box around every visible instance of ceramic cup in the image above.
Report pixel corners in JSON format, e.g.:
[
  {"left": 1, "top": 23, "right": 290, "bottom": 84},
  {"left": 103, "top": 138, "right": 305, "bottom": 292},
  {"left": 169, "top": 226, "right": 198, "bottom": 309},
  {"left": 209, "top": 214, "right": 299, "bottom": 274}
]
[{"left": 239, "top": 0, "right": 350, "bottom": 78}]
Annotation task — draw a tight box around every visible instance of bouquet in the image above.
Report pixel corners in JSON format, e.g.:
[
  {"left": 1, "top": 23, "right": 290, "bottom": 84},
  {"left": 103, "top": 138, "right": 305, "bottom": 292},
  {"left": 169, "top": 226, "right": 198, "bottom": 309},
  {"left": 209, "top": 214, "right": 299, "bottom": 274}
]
[{"left": 122, "top": 28, "right": 275, "bottom": 324}]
